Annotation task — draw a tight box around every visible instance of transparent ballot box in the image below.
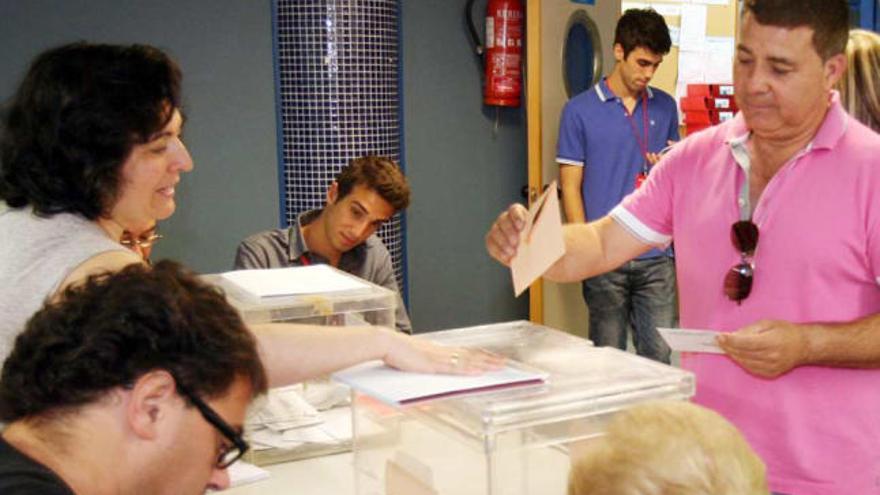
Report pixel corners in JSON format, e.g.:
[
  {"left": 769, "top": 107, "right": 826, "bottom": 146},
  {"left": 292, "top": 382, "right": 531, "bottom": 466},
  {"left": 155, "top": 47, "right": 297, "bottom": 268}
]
[
  {"left": 202, "top": 265, "right": 398, "bottom": 465},
  {"left": 203, "top": 264, "right": 396, "bottom": 327},
  {"left": 350, "top": 321, "right": 695, "bottom": 495}
]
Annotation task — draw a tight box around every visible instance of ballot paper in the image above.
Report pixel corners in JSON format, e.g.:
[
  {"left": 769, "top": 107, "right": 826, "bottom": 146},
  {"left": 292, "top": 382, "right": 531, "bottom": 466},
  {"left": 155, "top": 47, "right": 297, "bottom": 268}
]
[
  {"left": 658, "top": 327, "right": 724, "bottom": 354},
  {"left": 332, "top": 361, "right": 548, "bottom": 407},
  {"left": 245, "top": 386, "right": 354, "bottom": 452},
  {"left": 228, "top": 460, "right": 270, "bottom": 487},
  {"left": 510, "top": 181, "right": 566, "bottom": 296},
  {"left": 246, "top": 385, "right": 321, "bottom": 432},
  {"left": 220, "top": 265, "right": 369, "bottom": 301}
]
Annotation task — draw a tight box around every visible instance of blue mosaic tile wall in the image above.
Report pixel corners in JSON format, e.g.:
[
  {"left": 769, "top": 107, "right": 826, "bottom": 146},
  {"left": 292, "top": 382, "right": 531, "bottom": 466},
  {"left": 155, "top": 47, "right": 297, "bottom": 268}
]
[{"left": 273, "top": 0, "right": 406, "bottom": 296}]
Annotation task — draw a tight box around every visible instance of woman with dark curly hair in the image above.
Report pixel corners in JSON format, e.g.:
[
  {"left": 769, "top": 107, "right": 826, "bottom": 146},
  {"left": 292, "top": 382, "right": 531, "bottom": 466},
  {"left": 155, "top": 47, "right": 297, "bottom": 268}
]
[
  {"left": 0, "top": 43, "right": 187, "bottom": 361},
  {"left": 0, "top": 42, "right": 501, "bottom": 382}
]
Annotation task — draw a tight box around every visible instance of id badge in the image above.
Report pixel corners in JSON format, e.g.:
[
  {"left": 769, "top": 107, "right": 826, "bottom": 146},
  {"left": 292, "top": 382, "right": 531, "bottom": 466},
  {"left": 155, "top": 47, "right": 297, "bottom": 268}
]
[{"left": 634, "top": 172, "right": 648, "bottom": 189}]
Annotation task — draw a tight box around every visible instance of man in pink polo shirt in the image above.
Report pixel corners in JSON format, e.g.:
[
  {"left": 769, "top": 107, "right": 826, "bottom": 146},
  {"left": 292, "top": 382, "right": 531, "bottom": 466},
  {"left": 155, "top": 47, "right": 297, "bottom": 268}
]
[{"left": 486, "top": 1, "right": 880, "bottom": 494}]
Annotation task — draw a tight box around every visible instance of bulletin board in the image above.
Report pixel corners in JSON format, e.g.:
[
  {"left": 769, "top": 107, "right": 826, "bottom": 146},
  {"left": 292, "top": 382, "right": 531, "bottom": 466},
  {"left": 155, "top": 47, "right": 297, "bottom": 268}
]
[{"left": 620, "top": 0, "right": 739, "bottom": 98}]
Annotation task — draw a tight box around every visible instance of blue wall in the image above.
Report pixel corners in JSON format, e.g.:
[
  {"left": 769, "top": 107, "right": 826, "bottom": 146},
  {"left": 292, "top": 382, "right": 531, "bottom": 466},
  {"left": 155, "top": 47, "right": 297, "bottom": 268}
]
[
  {"left": 401, "top": 0, "right": 528, "bottom": 330},
  {"left": 0, "top": 0, "right": 528, "bottom": 331},
  {"left": 0, "top": 0, "right": 279, "bottom": 275}
]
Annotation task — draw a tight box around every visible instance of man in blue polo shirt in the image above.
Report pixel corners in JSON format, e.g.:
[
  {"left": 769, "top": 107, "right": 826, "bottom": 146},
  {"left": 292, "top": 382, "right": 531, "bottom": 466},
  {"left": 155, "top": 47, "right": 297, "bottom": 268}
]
[{"left": 557, "top": 8, "right": 678, "bottom": 363}]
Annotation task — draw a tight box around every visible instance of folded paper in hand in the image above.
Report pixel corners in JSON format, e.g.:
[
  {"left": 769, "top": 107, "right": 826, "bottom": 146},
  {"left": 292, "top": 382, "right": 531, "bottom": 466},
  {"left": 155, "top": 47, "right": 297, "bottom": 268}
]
[
  {"left": 658, "top": 327, "right": 724, "bottom": 354},
  {"left": 332, "top": 361, "right": 548, "bottom": 407},
  {"left": 510, "top": 181, "right": 566, "bottom": 296}
]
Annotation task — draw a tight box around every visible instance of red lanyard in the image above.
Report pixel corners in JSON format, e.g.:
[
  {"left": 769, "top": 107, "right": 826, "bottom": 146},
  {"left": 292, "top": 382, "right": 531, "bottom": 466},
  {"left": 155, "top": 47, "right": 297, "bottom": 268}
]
[
  {"left": 624, "top": 91, "right": 650, "bottom": 175},
  {"left": 299, "top": 253, "right": 311, "bottom": 265}
]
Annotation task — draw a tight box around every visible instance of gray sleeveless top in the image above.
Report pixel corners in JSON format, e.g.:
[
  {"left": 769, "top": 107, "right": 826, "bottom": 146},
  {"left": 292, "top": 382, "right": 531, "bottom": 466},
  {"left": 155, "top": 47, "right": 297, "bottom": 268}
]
[{"left": 0, "top": 207, "right": 128, "bottom": 363}]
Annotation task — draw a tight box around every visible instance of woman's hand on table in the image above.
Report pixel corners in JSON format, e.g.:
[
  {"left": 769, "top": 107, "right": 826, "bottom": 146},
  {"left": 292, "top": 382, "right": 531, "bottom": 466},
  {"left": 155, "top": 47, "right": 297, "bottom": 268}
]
[{"left": 379, "top": 329, "right": 506, "bottom": 375}]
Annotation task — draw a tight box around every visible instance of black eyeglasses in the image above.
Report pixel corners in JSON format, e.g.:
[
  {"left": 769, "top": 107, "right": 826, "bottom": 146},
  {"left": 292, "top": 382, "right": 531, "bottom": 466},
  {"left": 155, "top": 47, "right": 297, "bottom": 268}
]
[
  {"left": 173, "top": 377, "right": 249, "bottom": 469},
  {"left": 724, "top": 220, "right": 759, "bottom": 304}
]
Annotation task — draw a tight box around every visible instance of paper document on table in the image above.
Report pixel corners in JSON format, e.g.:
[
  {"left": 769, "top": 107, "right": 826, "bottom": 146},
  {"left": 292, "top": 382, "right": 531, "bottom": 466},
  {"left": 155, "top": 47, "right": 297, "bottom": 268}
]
[
  {"left": 332, "top": 361, "right": 548, "bottom": 407},
  {"left": 510, "top": 181, "right": 565, "bottom": 296},
  {"left": 220, "top": 264, "right": 369, "bottom": 300},
  {"left": 246, "top": 385, "right": 321, "bottom": 432},
  {"left": 228, "top": 460, "right": 270, "bottom": 487},
  {"left": 658, "top": 327, "right": 724, "bottom": 354}
]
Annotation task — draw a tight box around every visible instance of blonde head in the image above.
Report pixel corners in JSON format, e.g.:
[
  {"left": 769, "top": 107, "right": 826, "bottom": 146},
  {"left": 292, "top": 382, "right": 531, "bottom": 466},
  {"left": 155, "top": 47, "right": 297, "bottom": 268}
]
[
  {"left": 568, "top": 401, "right": 768, "bottom": 495},
  {"left": 837, "top": 29, "right": 880, "bottom": 132}
]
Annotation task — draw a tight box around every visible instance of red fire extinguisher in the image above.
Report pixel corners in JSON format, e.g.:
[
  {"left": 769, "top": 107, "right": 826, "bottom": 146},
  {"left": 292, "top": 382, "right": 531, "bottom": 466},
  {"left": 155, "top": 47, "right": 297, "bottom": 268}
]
[{"left": 467, "top": 0, "right": 523, "bottom": 107}]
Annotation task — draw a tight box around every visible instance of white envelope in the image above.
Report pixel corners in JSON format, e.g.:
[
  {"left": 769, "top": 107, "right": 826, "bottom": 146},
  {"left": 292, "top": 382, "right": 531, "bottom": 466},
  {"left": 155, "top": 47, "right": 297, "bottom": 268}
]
[{"left": 658, "top": 327, "right": 724, "bottom": 354}]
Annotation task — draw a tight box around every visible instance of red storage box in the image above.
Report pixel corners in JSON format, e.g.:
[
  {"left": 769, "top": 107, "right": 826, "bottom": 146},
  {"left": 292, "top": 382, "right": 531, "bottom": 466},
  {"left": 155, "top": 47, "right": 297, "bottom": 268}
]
[
  {"left": 684, "top": 110, "right": 712, "bottom": 125},
  {"left": 680, "top": 96, "right": 710, "bottom": 111},
  {"left": 683, "top": 109, "right": 737, "bottom": 125},
  {"left": 681, "top": 96, "right": 737, "bottom": 112},
  {"left": 711, "top": 96, "right": 737, "bottom": 111},
  {"left": 686, "top": 84, "right": 712, "bottom": 97},
  {"left": 711, "top": 84, "right": 735, "bottom": 97},
  {"left": 686, "top": 83, "right": 735, "bottom": 98}
]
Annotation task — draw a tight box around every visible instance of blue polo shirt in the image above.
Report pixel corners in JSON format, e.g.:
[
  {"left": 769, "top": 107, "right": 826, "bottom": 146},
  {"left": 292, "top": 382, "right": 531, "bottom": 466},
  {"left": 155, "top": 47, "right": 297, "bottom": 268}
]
[{"left": 557, "top": 78, "right": 679, "bottom": 258}]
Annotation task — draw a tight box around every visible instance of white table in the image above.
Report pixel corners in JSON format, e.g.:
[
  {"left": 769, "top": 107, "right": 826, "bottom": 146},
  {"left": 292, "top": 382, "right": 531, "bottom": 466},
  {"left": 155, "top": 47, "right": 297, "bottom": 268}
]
[{"left": 224, "top": 452, "right": 356, "bottom": 494}]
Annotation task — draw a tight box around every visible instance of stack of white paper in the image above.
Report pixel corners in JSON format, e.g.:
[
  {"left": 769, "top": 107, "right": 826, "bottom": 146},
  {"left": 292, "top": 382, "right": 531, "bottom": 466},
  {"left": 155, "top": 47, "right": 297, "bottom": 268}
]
[{"left": 220, "top": 265, "right": 369, "bottom": 301}]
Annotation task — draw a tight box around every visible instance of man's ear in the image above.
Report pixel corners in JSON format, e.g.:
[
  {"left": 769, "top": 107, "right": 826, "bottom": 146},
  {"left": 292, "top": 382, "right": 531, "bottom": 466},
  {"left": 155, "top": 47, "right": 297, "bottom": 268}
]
[
  {"left": 126, "top": 370, "right": 179, "bottom": 440},
  {"left": 327, "top": 181, "right": 339, "bottom": 205},
  {"left": 613, "top": 43, "right": 625, "bottom": 63},
  {"left": 823, "top": 53, "right": 847, "bottom": 91}
]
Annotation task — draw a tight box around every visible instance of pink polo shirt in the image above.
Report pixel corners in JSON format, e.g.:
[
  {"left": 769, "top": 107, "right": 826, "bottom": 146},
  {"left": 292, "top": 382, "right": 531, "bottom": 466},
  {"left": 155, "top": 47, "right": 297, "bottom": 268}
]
[{"left": 610, "top": 96, "right": 880, "bottom": 495}]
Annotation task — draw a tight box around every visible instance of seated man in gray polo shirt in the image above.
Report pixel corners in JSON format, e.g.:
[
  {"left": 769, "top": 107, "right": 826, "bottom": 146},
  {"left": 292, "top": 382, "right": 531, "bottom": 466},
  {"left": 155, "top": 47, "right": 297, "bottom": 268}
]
[{"left": 235, "top": 156, "right": 412, "bottom": 333}]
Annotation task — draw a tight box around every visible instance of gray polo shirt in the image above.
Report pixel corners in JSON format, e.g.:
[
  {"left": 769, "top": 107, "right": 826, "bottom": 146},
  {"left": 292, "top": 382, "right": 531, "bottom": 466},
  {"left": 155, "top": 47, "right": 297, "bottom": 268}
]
[{"left": 234, "top": 209, "right": 412, "bottom": 333}]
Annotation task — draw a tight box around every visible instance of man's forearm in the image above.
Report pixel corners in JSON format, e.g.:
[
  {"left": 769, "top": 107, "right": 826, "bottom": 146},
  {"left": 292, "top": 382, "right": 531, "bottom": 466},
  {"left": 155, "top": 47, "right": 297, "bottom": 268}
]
[
  {"left": 543, "top": 216, "right": 651, "bottom": 283},
  {"left": 803, "top": 313, "right": 880, "bottom": 368}
]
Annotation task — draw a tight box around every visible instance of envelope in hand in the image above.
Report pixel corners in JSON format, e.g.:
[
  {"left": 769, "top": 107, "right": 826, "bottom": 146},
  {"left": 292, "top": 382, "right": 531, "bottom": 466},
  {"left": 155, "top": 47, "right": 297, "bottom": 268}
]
[{"left": 510, "top": 181, "right": 565, "bottom": 296}]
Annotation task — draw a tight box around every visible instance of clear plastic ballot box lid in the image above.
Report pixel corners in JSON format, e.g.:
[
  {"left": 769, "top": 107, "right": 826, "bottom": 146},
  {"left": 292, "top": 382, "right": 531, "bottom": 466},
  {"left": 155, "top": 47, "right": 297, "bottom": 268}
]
[
  {"left": 201, "top": 265, "right": 396, "bottom": 326},
  {"left": 360, "top": 320, "right": 694, "bottom": 434},
  {"left": 350, "top": 321, "right": 696, "bottom": 495}
]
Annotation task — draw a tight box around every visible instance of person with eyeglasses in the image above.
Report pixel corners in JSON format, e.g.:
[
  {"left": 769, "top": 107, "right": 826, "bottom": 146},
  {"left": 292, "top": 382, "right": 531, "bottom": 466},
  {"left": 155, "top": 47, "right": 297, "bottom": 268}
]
[
  {"left": 0, "top": 261, "right": 267, "bottom": 493},
  {"left": 0, "top": 42, "right": 501, "bottom": 385},
  {"left": 487, "top": 1, "right": 880, "bottom": 493}
]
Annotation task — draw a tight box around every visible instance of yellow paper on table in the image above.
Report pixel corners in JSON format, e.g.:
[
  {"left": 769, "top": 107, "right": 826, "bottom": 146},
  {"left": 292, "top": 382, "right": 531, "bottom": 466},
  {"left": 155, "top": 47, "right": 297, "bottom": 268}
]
[{"left": 510, "top": 181, "right": 565, "bottom": 296}]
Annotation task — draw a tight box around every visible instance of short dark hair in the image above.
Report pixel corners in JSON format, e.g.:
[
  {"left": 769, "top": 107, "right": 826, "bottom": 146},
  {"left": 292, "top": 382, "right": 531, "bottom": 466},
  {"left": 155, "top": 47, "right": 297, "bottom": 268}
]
[
  {"left": 743, "top": 0, "right": 849, "bottom": 60},
  {"left": 0, "top": 261, "right": 267, "bottom": 422},
  {"left": 336, "top": 156, "right": 410, "bottom": 211},
  {"left": 0, "top": 42, "right": 182, "bottom": 220},
  {"left": 615, "top": 9, "right": 672, "bottom": 59}
]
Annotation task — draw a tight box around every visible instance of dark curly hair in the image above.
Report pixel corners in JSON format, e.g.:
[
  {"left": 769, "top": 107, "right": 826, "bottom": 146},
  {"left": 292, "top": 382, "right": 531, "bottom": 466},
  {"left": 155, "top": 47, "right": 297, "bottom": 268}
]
[
  {"left": 0, "top": 42, "right": 182, "bottom": 219},
  {"left": 615, "top": 9, "right": 672, "bottom": 59},
  {"left": 743, "top": 0, "right": 849, "bottom": 61},
  {"left": 0, "top": 260, "right": 267, "bottom": 422},
  {"left": 336, "top": 156, "right": 410, "bottom": 211}
]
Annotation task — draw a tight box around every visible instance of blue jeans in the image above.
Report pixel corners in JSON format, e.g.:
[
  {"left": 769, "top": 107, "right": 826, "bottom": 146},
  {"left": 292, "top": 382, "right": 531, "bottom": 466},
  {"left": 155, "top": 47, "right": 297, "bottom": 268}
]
[{"left": 581, "top": 256, "right": 676, "bottom": 363}]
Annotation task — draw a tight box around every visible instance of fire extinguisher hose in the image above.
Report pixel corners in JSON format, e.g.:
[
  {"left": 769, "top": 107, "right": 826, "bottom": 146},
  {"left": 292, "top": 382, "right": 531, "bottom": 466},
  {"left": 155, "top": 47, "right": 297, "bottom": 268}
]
[{"left": 465, "top": 0, "right": 486, "bottom": 70}]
